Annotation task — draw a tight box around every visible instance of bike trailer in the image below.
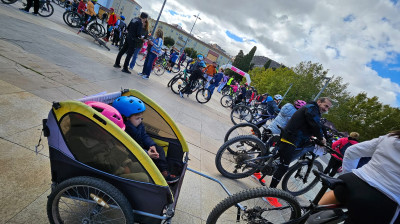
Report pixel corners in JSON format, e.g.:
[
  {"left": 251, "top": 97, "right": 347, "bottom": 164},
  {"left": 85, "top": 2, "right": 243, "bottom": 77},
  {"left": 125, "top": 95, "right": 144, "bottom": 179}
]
[{"left": 43, "top": 89, "right": 189, "bottom": 223}]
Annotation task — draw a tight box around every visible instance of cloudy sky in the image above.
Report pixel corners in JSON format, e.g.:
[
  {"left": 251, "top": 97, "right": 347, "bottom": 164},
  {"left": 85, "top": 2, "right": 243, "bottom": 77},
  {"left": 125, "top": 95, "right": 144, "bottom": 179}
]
[{"left": 136, "top": 0, "right": 400, "bottom": 107}]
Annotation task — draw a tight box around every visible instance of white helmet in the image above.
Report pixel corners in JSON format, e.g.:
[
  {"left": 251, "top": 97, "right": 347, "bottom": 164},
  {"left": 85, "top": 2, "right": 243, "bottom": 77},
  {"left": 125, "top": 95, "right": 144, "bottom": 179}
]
[{"left": 274, "top": 94, "right": 283, "bottom": 100}]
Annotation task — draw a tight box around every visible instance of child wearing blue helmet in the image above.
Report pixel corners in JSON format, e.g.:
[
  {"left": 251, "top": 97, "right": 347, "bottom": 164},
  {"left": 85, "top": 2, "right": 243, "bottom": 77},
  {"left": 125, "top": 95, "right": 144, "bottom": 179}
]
[{"left": 113, "top": 96, "right": 179, "bottom": 184}]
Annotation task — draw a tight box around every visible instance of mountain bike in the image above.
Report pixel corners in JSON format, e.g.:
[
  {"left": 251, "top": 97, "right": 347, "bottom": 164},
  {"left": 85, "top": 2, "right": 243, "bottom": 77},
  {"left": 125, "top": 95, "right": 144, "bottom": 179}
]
[
  {"left": 206, "top": 170, "right": 348, "bottom": 224},
  {"left": 215, "top": 135, "right": 323, "bottom": 196},
  {"left": 2, "top": 0, "right": 54, "bottom": 17},
  {"left": 170, "top": 77, "right": 211, "bottom": 103},
  {"left": 167, "top": 69, "right": 189, "bottom": 88},
  {"left": 63, "top": 11, "right": 106, "bottom": 38}
]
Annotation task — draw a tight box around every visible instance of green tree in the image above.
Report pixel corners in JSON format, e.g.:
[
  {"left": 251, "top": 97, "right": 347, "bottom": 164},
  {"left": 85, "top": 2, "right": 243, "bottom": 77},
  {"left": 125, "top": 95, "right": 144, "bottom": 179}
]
[
  {"left": 264, "top": 59, "right": 272, "bottom": 69},
  {"left": 164, "top": 36, "right": 175, "bottom": 47},
  {"left": 226, "top": 50, "right": 245, "bottom": 81},
  {"left": 240, "top": 46, "right": 257, "bottom": 72},
  {"left": 184, "top": 48, "right": 198, "bottom": 59}
]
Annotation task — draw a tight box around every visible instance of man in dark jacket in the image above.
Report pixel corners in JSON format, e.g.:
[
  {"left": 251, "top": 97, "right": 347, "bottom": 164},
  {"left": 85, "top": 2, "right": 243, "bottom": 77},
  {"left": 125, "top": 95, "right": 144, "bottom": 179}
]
[
  {"left": 114, "top": 12, "right": 148, "bottom": 74},
  {"left": 265, "top": 97, "right": 332, "bottom": 207}
]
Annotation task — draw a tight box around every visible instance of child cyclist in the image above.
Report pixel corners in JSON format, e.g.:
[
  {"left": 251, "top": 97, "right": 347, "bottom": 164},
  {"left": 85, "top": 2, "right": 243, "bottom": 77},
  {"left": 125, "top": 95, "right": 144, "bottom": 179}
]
[{"left": 113, "top": 96, "right": 179, "bottom": 184}]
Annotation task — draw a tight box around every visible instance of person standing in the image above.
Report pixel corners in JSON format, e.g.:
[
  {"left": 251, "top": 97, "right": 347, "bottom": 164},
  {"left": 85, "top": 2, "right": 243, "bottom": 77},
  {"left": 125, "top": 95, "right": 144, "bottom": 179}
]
[
  {"left": 112, "top": 16, "right": 126, "bottom": 47},
  {"left": 217, "top": 73, "right": 229, "bottom": 93},
  {"left": 129, "top": 20, "right": 149, "bottom": 70},
  {"left": 207, "top": 68, "right": 224, "bottom": 98},
  {"left": 114, "top": 12, "right": 148, "bottom": 74},
  {"left": 103, "top": 8, "right": 117, "bottom": 42},
  {"left": 140, "top": 29, "right": 163, "bottom": 79},
  {"left": 20, "top": 0, "right": 39, "bottom": 15},
  {"left": 178, "top": 52, "right": 186, "bottom": 66}
]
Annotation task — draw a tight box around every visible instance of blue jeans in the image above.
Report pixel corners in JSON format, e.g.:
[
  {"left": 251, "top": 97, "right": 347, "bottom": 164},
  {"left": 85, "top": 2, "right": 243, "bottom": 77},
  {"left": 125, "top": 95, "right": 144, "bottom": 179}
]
[
  {"left": 128, "top": 48, "right": 141, "bottom": 70},
  {"left": 143, "top": 52, "right": 157, "bottom": 78},
  {"left": 207, "top": 83, "right": 218, "bottom": 96},
  {"left": 217, "top": 81, "right": 227, "bottom": 92}
]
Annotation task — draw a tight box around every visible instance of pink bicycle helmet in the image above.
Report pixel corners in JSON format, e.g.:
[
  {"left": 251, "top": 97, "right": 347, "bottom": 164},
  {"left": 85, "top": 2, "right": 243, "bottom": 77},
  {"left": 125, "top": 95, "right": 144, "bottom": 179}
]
[
  {"left": 85, "top": 101, "right": 126, "bottom": 130},
  {"left": 294, "top": 100, "right": 307, "bottom": 109}
]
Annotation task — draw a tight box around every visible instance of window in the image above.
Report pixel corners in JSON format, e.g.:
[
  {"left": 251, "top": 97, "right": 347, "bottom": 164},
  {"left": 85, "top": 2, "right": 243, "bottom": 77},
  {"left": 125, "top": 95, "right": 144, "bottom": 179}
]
[{"left": 60, "top": 113, "right": 153, "bottom": 183}]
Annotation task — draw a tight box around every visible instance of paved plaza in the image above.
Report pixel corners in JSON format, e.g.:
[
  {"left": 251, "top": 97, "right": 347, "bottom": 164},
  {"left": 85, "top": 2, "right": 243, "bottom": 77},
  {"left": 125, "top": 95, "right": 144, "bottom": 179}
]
[{"left": 0, "top": 3, "right": 327, "bottom": 223}]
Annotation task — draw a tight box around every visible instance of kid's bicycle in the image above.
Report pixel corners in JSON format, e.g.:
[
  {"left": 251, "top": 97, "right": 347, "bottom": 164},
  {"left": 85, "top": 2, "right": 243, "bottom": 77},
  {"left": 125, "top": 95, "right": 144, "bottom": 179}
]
[{"left": 2, "top": 0, "right": 54, "bottom": 17}]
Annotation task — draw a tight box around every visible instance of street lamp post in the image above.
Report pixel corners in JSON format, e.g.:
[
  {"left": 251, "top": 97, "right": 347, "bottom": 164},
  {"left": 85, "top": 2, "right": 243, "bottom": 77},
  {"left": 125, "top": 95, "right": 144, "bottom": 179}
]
[
  {"left": 179, "top": 13, "right": 201, "bottom": 56},
  {"left": 313, "top": 76, "right": 333, "bottom": 101},
  {"left": 151, "top": 0, "right": 167, "bottom": 37}
]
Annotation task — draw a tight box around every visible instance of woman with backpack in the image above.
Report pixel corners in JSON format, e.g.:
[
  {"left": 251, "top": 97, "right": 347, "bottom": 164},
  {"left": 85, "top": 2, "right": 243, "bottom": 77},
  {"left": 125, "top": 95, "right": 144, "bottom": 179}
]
[{"left": 323, "top": 132, "right": 359, "bottom": 177}]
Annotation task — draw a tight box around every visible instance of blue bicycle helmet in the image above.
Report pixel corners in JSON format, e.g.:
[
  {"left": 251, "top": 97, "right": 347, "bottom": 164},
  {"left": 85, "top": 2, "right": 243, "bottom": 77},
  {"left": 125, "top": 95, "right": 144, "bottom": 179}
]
[
  {"left": 266, "top": 96, "right": 273, "bottom": 102},
  {"left": 112, "top": 96, "right": 146, "bottom": 117},
  {"left": 120, "top": 15, "right": 125, "bottom": 20},
  {"left": 197, "top": 55, "right": 204, "bottom": 60}
]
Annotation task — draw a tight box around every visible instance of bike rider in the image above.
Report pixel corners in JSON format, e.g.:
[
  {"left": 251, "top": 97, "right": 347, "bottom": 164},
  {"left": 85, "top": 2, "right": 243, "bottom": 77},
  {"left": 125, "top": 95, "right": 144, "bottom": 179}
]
[
  {"left": 179, "top": 55, "right": 207, "bottom": 98},
  {"left": 267, "top": 97, "right": 332, "bottom": 207},
  {"left": 319, "top": 130, "right": 400, "bottom": 224},
  {"left": 112, "top": 15, "right": 126, "bottom": 47},
  {"left": 77, "top": 0, "right": 96, "bottom": 34},
  {"left": 266, "top": 94, "right": 282, "bottom": 115}
]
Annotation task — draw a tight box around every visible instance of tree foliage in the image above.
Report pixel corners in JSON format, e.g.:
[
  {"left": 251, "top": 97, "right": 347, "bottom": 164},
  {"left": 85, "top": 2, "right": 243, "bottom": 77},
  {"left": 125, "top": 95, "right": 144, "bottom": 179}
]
[
  {"left": 164, "top": 36, "right": 175, "bottom": 47},
  {"left": 225, "top": 47, "right": 257, "bottom": 82},
  {"left": 264, "top": 59, "right": 272, "bottom": 69},
  {"left": 184, "top": 47, "right": 198, "bottom": 59},
  {"left": 248, "top": 61, "right": 400, "bottom": 140}
]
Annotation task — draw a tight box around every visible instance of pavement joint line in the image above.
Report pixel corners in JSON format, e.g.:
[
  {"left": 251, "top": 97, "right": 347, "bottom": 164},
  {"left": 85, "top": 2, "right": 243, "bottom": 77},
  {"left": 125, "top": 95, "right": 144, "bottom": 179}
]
[
  {"left": 5, "top": 186, "right": 52, "bottom": 223},
  {"left": 0, "top": 127, "right": 49, "bottom": 158}
]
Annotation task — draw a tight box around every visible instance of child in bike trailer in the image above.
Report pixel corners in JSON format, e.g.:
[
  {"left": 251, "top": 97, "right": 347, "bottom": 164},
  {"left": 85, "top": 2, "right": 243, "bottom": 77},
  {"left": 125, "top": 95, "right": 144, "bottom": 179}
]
[
  {"left": 179, "top": 55, "right": 207, "bottom": 98},
  {"left": 113, "top": 96, "right": 180, "bottom": 184}
]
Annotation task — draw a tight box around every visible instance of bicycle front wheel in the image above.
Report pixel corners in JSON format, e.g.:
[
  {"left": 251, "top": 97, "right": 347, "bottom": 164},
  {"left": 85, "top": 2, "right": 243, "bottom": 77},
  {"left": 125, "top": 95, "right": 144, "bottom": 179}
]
[
  {"left": 1, "top": 0, "right": 18, "bottom": 4},
  {"left": 215, "top": 135, "right": 267, "bottom": 179},
  {"left": 231, "top": 105, "right": 253, "bottom": 125},
  {"left": 170, "top": 77, "right": 187, "bottom": 94},
  {"left": 224, "top": 123, "right": 261, "bottom": 142},
  {"left": 196, "top": 88, "right": 211, "bottom": 104},
  {"left": 281, "top": 160, "right": 323, "bottom": 196},
  {"left": 38, "top": 2, "right": 54, "bottom": 17},
  {"left": 153, "top": 64, "right": 165, "bottom": 76},
  {"left": 167, "top": 73, "right": 182, "bottom": 87},
  {"left": 47, "top": 176, "right": 134, "bottom": 224},
  {"left": 136, "top": 53, "right": 146, "bottom": 66},
  {"left": 171, "top": 64, "right": 180, "bottom": 73},
  {"left": 220, "top": 94, "right": 233, "bottom": 108},
  {"left": 207, "top": 187, "right": 301, "bottom": 224},
  {"left": 87, "top": 23, "right": 103, "bottom": 38}
]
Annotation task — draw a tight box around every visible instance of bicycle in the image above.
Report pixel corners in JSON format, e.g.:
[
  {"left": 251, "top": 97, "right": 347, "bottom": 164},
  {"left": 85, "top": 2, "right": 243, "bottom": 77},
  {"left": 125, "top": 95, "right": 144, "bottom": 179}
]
[
  {"left": 167, "top": 69, "right": 189, "bottom": 88},
  {"left": 153, "top": 57, "right": 168, "bottom": 76},
  {"left": 170, "top": 76, "right": 211, "bottom": 104},
  {"left": 2, "top": 0, "right": 54, "bottom": 17},
  {"left": 135, "top": 51, "right": 147, "bottom": 66},
  {"left": 215, "top": 135, "right": 323, "bottom": 196},
  {"left": 206, "top": 169, "right": 348, "bottom": 224},
  {"left": 63, "top": 11, "right": 106, "bottom": 38}
]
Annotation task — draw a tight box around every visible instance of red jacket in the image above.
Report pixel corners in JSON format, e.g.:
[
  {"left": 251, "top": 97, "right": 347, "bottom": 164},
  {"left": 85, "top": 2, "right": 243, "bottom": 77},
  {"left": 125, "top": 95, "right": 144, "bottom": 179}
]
[
  {"left": 332, "top": 137, "right": 358, "bottom": 161},
  {"left": 107, "top": 13, "right": 117, "bottom": 26},
  {"left": 77, "top": 1, "right": 86, "bottom": 14}
]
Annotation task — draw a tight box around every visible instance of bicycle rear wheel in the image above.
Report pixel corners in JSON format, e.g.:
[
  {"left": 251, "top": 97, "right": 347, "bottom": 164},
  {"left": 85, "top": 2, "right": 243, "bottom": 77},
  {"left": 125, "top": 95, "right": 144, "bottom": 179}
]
[
  {"left": 171, "top": 64, "right": 180, "bottom": 73},
  {"left": 38, "top": 1, "right": 54, "bottom": 17},
  {"left": 207, "top": 187, "right": 301, "bottom": 224},
  {"left": 196, "top": 88, "right": 211, "bottom": 104},
  {"left": 224, "top": 123, "right": 261, "bottom": 142},
  {"left": 170, "top": 78, "right": 187, "bottom": 94},
  {"left": 66, "top": 12, "right": 81, "bottom": 27},
  {"left": 281, "top": 160, "right": 323, "bottom": 196},
  {"left": 87, "top": 23, "right": 103, "bottom": 38},
  {"left": 153, "top": 64, "right": 165, "bottom": 76},
  {"left": 215, "top": 135, "right": 267, "bottom": 179},
  {"left": 231, "top": 105, "right": 253, "bottom": 125},
  {"left": 167, "top": 73, "right": 183, "bottom": 87},
  {"left": 220, "top": 94, "right": 233, "bottom": 108}
]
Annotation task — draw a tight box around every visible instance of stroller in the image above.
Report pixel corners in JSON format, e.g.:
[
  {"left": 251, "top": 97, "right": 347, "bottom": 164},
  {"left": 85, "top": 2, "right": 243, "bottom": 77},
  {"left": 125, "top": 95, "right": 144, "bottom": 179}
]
[{"left": 43, "top": 89, "right": 189, "bottom": 224}]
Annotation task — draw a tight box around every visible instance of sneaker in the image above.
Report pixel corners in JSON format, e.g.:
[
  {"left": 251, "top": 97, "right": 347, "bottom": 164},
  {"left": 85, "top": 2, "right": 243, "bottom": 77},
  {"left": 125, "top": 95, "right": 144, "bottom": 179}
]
[
  {"left": 19, "top": 8, "right": 29, "bottom": 13},
  {"left": 263, "top": 197, "right": 282, "bottom": 207},
  {"left": 142, "top": 76, "right": 149, "bottom": 80},
  {"left": 32, "top": 13, "right": 38, "bottom": 16},
  {"left": 251, "top": 172, "right": 266, "bottom": 184},
  {"left": 138, "top": 72, "right": 143, "bottom": 76},
  {"left": 179, "top": 91, "right": 183, "bottom": 98},
  {"left": 113, "top": 64, "right": 121, "bottom": 68},
  {"left": 121, "top": 68, "right": 131, "bottom": 74},
  {"left": 161, "top": 171, "right": 180, "bottom": 184}
]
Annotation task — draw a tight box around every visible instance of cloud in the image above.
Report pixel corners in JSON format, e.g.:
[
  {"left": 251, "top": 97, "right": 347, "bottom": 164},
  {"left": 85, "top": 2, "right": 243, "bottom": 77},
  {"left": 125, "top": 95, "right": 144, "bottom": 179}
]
[{"left": 136, "top": 0, "right": 400, "bottom": 106}]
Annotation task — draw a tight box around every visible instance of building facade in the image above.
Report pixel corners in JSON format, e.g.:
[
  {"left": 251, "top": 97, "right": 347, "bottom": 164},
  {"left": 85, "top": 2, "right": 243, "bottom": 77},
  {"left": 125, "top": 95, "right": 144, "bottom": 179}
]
[{"left": 148, "top": 19, "right": 232, "bottom": 65}]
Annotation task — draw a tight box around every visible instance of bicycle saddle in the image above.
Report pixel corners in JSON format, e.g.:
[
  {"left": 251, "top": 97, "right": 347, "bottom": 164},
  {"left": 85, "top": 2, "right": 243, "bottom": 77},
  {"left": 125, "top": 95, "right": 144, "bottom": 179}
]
[{"left": 313, "top": 170, "right": 345, "bottom": 189}]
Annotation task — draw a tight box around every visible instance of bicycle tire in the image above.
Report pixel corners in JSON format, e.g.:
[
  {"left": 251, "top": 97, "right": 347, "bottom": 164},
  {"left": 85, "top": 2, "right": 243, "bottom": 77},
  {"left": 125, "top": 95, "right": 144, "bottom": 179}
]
[
  {"left": 167, "top": 73, "right": 182, "bottom": 87},
  {"left": 170, "top": 77, "right": 187, "bottom": 94},
  {"left": 47, "top": 176, "right": 134, "bottom": 224},
  {"left": 87, "top": 23, "right": 102, "bottom": 38},
  {"left": 224, "top": 123, "right": 261, "bottom": 142},
  {"left": 1, "top": 0, "right": 18, "bottom": 4},
  {"left": 220, "top": 94, "right": 233, "bottom": 108},
  {"left": 66, "top": 11, "right": 81, "bottom": 27},
  {"left": 153, "top": 64, "right": 165, "bottom": 76},
  {"left": 135, "top": 53, "right": 146, "bottom": 66},
  {"left": 215, "top": 135, "right": 267, "bottom": 179},
  {"left": 231, "top": 105, "right": 253, "bottom": 125},
  {"left": 195, "top": 88, "right": 211, "bottom": 104},
  {"left": 206, "top": 187, "right": 301, "bottom": 224},
  {"left": 38, "top": 2, "right": 54, "bottom": 17},
  {"left": 281, "top": 160, "right": 323, "bottom": 196}
]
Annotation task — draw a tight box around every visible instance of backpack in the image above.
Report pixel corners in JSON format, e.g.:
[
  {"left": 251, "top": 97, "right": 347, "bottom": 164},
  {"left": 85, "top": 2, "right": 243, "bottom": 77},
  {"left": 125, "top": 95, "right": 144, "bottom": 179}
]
[{"left": 338, "top": 142, "right": 354, "bottom": 155}]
